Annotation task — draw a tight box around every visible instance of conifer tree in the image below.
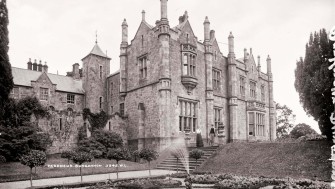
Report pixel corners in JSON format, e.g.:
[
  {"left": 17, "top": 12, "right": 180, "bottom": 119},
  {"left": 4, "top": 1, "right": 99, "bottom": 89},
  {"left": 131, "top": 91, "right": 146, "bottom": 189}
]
[
  {"left": 294, "top": 29, "right": 334, "bottom": 139},
  {"left": 0, "top": 0, "right": 14, "bottom": 119}
]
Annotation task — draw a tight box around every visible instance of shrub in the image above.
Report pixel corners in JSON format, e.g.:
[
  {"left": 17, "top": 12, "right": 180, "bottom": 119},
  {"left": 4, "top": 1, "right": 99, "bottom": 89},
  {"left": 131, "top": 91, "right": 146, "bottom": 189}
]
[
  {"left": 0, "top": 155, "right": 6, "bottom": 163},
  {"left": 61, "top": 150, "right": 75, "bottom": 165},
  {"left": 290, "top": 123, "right": 317, "bottom": 139},
  {"left": 189, "top": 149, "right": 204, "bottom": 163}
]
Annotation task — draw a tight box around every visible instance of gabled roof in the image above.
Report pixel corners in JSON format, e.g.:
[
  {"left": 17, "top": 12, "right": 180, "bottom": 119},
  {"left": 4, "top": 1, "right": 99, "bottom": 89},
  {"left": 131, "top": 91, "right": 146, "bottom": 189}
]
[
  {"left": 82, "top": 43, "right": 111, "bottom": 60},
  {"left": 12, "top": 67, "right": 84, "bottom": 94}
]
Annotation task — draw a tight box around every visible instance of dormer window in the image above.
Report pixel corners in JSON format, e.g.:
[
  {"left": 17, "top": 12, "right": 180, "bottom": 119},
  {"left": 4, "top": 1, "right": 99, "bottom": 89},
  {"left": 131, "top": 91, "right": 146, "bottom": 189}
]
[{"left": 40, "top": 87, "right": 48, "bottom": 101}]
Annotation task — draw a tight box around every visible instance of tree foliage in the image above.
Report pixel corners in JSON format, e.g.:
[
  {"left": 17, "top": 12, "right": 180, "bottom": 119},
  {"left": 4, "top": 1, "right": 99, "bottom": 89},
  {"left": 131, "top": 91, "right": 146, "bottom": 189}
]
[
  {"left": 294, "top": 29, "right": 334, "bottom": 139},
  {"left": 290, "top": 123, "right": 318, "bottom": 139},
  {"left": 107, "top": 148, "right": 131, "bottom": 179},
  {"left": 189, "top": 149, "right": 204, "bottom": 163},
  {"left": 276, "top": 103, "right": 296, "bottom": 138},
  {"left": 139, "top": 148, "right": 159, "bottom": 176},
  {"left": 20, "top": 150, "right": 47, "bottom": 187},
  {"left": 72, "top": 151, "right": 93, "bottom": 182},
  {"left": 0, "top": 97, "right": 50, "bottom": 161},
  {"left": 0, "top": 0, "right": 14, "bottom": 120},
  {"left": 106, "top": 148, "right": 131, "bottom": 162},
  {"left": 61, "top": 150, "right": 75, "bottom": 165}
]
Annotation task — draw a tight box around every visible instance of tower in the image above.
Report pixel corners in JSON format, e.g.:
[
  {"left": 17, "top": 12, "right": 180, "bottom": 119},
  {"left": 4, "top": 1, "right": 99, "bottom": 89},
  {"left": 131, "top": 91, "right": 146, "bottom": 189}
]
[
  {"left": 82, "top": 40, "right": 111, "bottom": 113},
  {"left": 267, "top": 55, "right": 276, "bottom": 141},
  {"left": 228, "top": 32, "right": 238, "bottom": 142},
  {"left": 158, "top": 0, "right": 171, "bottom": 149},
  {"left": 120, "top": 19, "right": 128, "bottom": 98},
  {"left": 203, "top": 16, "right": 214, "bottom": 141}
]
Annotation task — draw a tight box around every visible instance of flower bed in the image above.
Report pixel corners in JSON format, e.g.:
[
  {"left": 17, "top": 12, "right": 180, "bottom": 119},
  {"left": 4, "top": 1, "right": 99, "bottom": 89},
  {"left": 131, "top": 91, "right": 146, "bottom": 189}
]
[{"left": 86, "top": 177, "right": 182, "bottom": 189}]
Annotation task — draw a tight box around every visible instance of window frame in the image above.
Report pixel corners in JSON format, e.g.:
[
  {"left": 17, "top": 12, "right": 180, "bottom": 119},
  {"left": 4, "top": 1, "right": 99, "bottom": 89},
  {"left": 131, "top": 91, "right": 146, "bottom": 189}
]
[
  {"left": 181, "top": 52, "right": 197, "bottom": 77},
  {"left": 212, "top": 68, "right": 221, "bottom": 91},
  {"left": 139, "top": 55, "right": 148, "bottom": 79},
  {"left": 179, "top": 100, "right": 197, "bottom": 132},
  {"left": 214, "top": 107, "right": 223, "bottom": 132},
  {"left": 40, "top": 87, "right": 49, "bottom": 101},
  {"left": 249, "top": 81, "right": 257, "bottom": 99},
  {"left": 67, "top": 94, "right": 75, "bottom": 104}
]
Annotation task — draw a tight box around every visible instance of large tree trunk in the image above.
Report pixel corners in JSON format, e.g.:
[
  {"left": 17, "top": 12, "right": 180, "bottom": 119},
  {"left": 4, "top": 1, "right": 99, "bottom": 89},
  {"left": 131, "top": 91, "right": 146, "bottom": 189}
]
[{"left": 30, "top": 167, "right": 33, "bottom": 187}]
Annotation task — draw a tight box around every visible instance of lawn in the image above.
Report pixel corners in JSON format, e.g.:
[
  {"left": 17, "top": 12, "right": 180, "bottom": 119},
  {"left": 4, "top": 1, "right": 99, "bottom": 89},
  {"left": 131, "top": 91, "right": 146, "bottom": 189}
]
[
  {"left": 0, "top": 153, "right": 158, "bottom": 183},
  {"left": 198, "top": 140, "right": 332, "bottom": 182}
]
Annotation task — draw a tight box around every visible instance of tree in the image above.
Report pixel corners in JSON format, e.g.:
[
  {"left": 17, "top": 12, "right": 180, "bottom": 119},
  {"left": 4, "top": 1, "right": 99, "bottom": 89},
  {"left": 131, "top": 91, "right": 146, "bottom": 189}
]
[
  {"left": 132, "top": 149, "right": 140, "bottom": 162},
  {"left": 276, "top": 103, "right": 296, "bottom": 138},
  {"left": 61, "top": 150, "right": 75, "bottom": 165},
  {"left": 295, "top": 29, "right": 334, "bottom": 139},
  {"left": 72, "top": 151, "right": 93, "bottom": 182},
  {"left": 0, "top": 0, "right": 14, "bottom": 121},
  {"left": 106, "top": 148, "right": 131, "bottom": 179},
  {"left": 20, "top": 150, "right": 47, "bottom": 187},
  {"left": 189, "top": 149, "right": 204, "bottom": 163},
  {"left": 0, "top": 97, "right": 50, "bottom": 161},
  {"left": 90, "top": 149, "right": 103, "bottom": 173},
  {"left": 139, "top": 148, "right": 158, "bottom": 176},
  {"left": 290, "top": 123, "right": 318, "bottom": 139}
]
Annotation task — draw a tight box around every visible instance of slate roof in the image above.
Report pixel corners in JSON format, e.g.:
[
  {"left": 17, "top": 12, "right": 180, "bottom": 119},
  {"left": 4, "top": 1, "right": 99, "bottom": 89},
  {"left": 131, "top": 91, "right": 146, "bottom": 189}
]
[
  {"left": 12, "top": 67, "right": 84, "bottom": 94},
  {"left": 82, "top": 43, "right": 111, "bottom": 60}
]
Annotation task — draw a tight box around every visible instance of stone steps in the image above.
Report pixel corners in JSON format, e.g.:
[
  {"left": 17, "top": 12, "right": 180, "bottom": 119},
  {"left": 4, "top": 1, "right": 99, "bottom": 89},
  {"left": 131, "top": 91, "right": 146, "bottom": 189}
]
[{"left": 156, "top": 146, "right": 219, "bottom": 172}]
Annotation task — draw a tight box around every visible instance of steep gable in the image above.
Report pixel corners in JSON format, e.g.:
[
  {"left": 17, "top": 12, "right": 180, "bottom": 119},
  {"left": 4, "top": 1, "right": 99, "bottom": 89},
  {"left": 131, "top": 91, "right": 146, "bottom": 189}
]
[{"left": 177, "top": 20, "right": 198, "bottom": 46}]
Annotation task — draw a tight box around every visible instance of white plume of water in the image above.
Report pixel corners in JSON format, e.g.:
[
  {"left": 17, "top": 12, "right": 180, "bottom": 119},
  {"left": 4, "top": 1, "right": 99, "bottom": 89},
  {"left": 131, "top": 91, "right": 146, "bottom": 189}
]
[{"left": 169, "top": 137, "right": 190, "bottom": 174}]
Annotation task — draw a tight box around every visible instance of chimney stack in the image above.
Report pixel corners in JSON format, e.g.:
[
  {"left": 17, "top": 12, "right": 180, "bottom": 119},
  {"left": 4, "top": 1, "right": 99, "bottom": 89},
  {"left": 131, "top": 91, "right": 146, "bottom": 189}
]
[
  {"left": 72, "top": 63, "right": 80, "bottom": 79},
  {"left": 27, "top": 58, "right": 32, "bottom": 70},
  {"left": 33, "top": 59, "right": 37, "bottom": 71},
  {"left": 43, "top": 61, "right": 48, "bottom": 73},
  {"left": 38, "top": 60, "right": 43, "bottom": 72},
  {"left": 210, "top": 30, "right": 215, "bottom": 40}
]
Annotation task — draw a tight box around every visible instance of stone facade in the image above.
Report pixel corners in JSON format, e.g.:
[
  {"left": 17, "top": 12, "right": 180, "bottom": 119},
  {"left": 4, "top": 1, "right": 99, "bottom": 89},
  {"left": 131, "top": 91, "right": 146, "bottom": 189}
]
[
  {"left": 10, "top": 0, "right": 276, "bottom": 153},
  {"left": 114, "top": 0, "right": 276, "bottom": 151}
]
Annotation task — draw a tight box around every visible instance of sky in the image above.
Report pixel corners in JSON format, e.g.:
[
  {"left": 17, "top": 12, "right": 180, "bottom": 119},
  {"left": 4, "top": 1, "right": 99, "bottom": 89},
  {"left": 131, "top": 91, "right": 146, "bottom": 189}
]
[{"left": 6, "top": 0, "right": 335, "bottom": 133}]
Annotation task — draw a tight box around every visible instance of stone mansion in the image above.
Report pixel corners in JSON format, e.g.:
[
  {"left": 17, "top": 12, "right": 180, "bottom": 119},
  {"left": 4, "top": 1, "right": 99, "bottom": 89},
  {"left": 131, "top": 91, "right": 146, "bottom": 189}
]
[{"left": 10, "top": 0, "right": 276, "bottom": 153}]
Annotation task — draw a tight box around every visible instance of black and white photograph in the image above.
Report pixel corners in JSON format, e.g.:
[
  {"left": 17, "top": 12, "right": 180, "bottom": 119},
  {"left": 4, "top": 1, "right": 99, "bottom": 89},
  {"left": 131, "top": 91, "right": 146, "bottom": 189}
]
[{"left": 0, "top": 0, "right": 334, "bottom": 188}]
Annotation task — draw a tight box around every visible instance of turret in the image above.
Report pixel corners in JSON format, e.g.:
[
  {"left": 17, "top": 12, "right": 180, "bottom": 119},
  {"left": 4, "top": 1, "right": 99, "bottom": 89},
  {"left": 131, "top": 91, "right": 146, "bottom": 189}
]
[
  {"left": 257, "top": 55, "right": 261, "bottom": 71},
  {"left": 228, "top": 32, "right": 235, "bottom": 55},
  {"left": 160, "top": 0, "right": 168, "bottom": 21},
  {"left": 267, "top": 55, "right": 272, "bottom": 77},
  {"left": 203, "top": 16, "right": 210, "bottom": 43},
  {"left": 267, "top": 54, "right": 276, "bottom": 141},
  {"left": 121, "top": 19, "right": 128, "bottom": 45},
  {"left": 228, "top": 32, "right": 238, "bottom": 142},
  {"left": 243, "top": 48, "right": 248, "bottom": 62},
  {"left": 120, "top": 19, "right": 128, "bottom": 98}
]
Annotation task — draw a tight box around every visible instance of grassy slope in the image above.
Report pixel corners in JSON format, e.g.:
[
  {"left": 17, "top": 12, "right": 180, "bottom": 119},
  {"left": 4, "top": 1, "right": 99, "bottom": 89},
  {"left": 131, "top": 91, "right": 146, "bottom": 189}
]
[{"left": 198, "top": 141, "right": 332, "bottom": 181}]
